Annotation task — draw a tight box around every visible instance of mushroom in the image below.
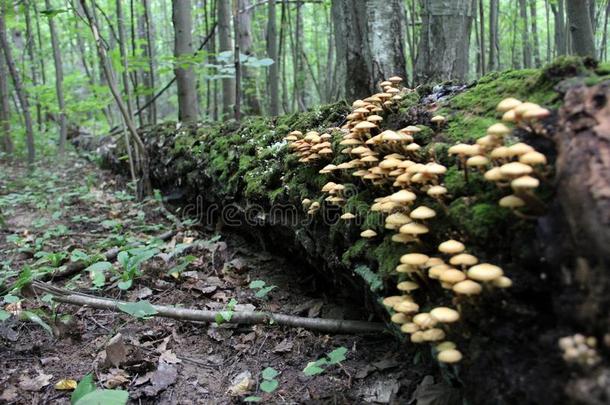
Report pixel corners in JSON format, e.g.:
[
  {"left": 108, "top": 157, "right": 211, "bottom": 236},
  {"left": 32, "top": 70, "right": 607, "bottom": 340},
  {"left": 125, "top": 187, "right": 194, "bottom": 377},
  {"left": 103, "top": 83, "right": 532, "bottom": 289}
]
[
  {"left": 467, "top": 263, "right": 504, "bottom": 282},
  {"left": 341, "top": 212, "right": 356, "bottom": 220},
  {"left": 413, "top": 312, "right": 438, "bottom": 329},
  {"left": 391, "top": 312, "right": 411, "bottom": 324},
  {"left": 401, "top": 322, "right": 420, "bottom": 334},
  {"left": 438, "top": 240, "right": 465, "bottom": 255},
  {"left": 397, "top": 281, "right": 420, "bottom": 293},
  {"left": 452, "top": 280, "right": 482, "bottom": 295},
  {"left": 436, "top": 341, "right": 457, "bottom": 352},
  {"left": 431, "top": 115, "right": 446, "bottom": 129},
  {"left": 409, "top": 206, "right": 436, "bottom": 221},
  {"left": 437, "top": 349, "right": 463, "bottom": 363},
  {"left": 496, "top": 97, "right": 522, "bottom": 112},
  {"left": 430, "top": 307, "right": 460, "bottom": 323},
  {"left": 423, "top": 328, "right": 446, "bottom": 342},
  {"left": 360, "top": 229, "right": 377, "bottom": 238}
]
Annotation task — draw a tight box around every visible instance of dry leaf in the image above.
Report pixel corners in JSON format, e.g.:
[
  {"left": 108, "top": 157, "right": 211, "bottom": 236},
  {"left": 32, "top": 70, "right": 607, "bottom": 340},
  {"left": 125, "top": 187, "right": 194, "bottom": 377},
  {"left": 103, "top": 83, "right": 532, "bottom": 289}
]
[
  {"left": 101, "top": 368, "right": 130, "bottom": 389},
  {"left": 227, "top": 371, "right": 252, "bottom": 396},
  {"left": 19, "top": 372, "right": 53, "bottom": 391},
  {"left": 159, "top": 350, "right": 181, "bottom": 364},
  {"left": 54, "top": 379, "right": 78, "bottom": 390}
]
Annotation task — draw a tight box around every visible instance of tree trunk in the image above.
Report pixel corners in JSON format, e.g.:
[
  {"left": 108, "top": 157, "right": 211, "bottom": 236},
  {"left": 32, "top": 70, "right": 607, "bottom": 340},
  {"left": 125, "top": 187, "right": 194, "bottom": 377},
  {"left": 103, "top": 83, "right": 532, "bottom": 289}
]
[
  {"left": 530, "top": 0, "right": 542, "bottom": 67},
  {"left": 488, "top": 0, "right": 500, "bottom": 71},
  {"left": 519, "top": 0, "right": 532, "bottom": 68},
  {"left": 0, "top": 52, "right": 12, "bottom": 155},
  {"left": 24, "top": 3, "right": 41, "bottom": 131},
  {"left": 0, "top": 6, "right": 35, "bottom": 164},
  {"left": 142, "top": 0, "right": 157, "bottom": 125},
  {"left": 566, "top": 0, "right": 597, "bottom": 57},
  {"left": 479, "top": 0, "right": 485, "bottom": 76},
  {"left": 600, "top": 0, "right": 610, "bottom": 60},
  {"left": 232, "top": 0, "right": 241, "bottom": 121},
  {"left": 172, "top": 0, "right": 199, "bottom": 122},
  {"left": 414, "top": 0, "right": 474, "bottom": 84},
  {"left": 266, "top": 0, "right": 279, "bottom": 116},
  {"left": 218, "top": 0, "right": 235, "bottom": 117},
  {"left": 78, "top": 0, "right": 151, "bottom": 198},
  {"left": 552, "top": 0, "right": 567, "bottom": 56},
  {"left": 45, "top": 0, "right": 68, "bottom": 156},
  {"left": 238, "top": 0, "right": 261, "bottom": 115}
]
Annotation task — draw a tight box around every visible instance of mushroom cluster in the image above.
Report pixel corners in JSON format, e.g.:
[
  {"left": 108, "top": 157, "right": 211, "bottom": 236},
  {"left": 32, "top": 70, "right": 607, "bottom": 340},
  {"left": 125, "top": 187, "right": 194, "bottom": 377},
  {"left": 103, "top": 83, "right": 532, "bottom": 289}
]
[
  {"left": 283, "top": 78, "right": 536, "bottom": 365},
  {"left": 559, "top": 334, "right": 601, "bottom": 367},
  {"left": 449, "top": 98, "right": 550, "bottom": 216}
]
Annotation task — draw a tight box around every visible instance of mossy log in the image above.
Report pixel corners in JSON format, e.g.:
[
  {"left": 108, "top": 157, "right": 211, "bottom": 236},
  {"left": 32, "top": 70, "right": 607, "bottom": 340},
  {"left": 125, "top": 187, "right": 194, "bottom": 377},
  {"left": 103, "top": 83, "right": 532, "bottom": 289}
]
[{"left": 76, "top": 58, "right": 610, "bottom": 404}]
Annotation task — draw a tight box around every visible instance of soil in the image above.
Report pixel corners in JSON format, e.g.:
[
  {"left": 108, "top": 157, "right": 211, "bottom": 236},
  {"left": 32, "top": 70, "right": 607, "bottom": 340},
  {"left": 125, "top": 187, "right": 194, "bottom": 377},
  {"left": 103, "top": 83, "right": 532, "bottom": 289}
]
[{"left": 0, "top": 157, "right": 434, "bottom": 404}]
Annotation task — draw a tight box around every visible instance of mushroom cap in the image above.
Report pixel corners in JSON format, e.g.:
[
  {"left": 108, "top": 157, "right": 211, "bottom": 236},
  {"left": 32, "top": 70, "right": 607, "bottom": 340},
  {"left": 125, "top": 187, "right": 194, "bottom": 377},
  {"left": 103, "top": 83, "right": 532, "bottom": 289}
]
[
  {"left": 424, "top": 162, "right": 447, "bottom": 175},
  {"left": 492, "top": 276, "right": 513, "bottom": 288},
  {"left": 427, "top": 185, "right": 447, "bottom": 197},
  {"left": 439, "top": 269, "right": 467, "bottom": 284},
  {"left": 402, "top": 125, "right": 422, "bottom": 133},
  {"left": 386, "top": 212, "right": 412, "bottom": 226},
  {"left": 388, "top": 75, "right": 403, "bottom": 83},
  {"left": 394, "top": 300, "right": 420, "bottom": 314},
  {"left": 320, "top": 164, "right": 338, "bottom": 173},
  {"left": 355, "top": 121, "right": 377, "bottom": 130},
  {"left": 502, "top": 109, "right": 517, "bottom": 122},
  {"left": 399, "top": 222, "right": 429, "bottom": 235},
  {"left": 379, "top": 158, "right": 402, "bottom": 170},
  {"left": 367, "top": 114, "right": 384, "bottom": 123},
  {"left": 410, "top": 331, "right": 425, "bottom": 343},
  {"left": 401, "top": 322, "right": 420, "bottom": 334},
  {"left": 410, "top": 206, "right": 436, "bottom": 220},
  {"left": 285, "top": 135, "right": 298, "bottom": 141},
  {"left": 423, "top": 328, "right": 446, "bottom": 342},
  {"left": 500, "top": 162, "right": 533, "bottom": 177},
  {"left": 431, "top": 115, "right": 446, "bottom": 123},
  {"left": 425, "top": 257, "right": 445, "bottom": 268},
  {"left": 514, "top": 102, "right": 541, "bottom": 117},
  {"left": 360, "top": 229, "right": 377, "bottom": 238},
  {"left": 487, "top": 123, "right": 511, "bottom": 137},
  {"left": 428, "top": 264, "right": 450, "bottom": 279},
  {"left": 391, "top": 312, "right": 411, "bottom": 324},
  {"left": 321, "top": 181, "right": 337, "bottom": 192},
  {"left": 341, "top": 212, "right": 356, "bottom": 220},
  {"left": 436, "top": 341, "right": 457, "bottom": 352},
  {"left": 413, "top": 312, "right": 438, "bottom": 329},
  {"left": 430, "top": 307, "right": 461, "bottom": 323},
  {"left": 466, "top": 155, "right": 490, "bottom": 167},
  {"left": 438, "top": 239, "right": 466, "bottom": 255},
  {"left": 484, "top": 167, "right": 506, "bottom": 182},
  {"left": 452, "top": 280, "right": 482, "bottom": 295},
  {"left": 397, "top": 281, "right": 420, "bottom": 292},
  {"left": 400, "top": 253, "right": 429, "bottom": 266},
  {"left": 491, "top": 146, "right": 510, "bottom": 159},
  {"left": 392, "top": 233, "right": 414, "bottom": 244},
  {"left": 302, "top": 198, "right": 312, "bottom": 207},
  {"left": 496, "top": 97, "right": 522, "bottom": 112},
  {"left": 396, "top": 263, "right": 416, "bottom": 273},
  {"left": 499, "top": 194, "right": 526, "bottom": 208},
  {"left": 437, "top": 349, "right": 463, "bottom": 363},
  {"left": 289, "top": 130, "right": 303, "bottom": 137},
  {"left": 507, "top": 142, "right": 535, "bottom": 156},
  {"left": 520, "top": 151, "right": 547, "bottom": 165},
  {"left": 382, "top": 295, "right": 412, "bottom": 307},
  {"left": 467, "top": 263, "right": 504, "bottom": 282},
  {"left": 390, "top": 189, "right": 416, "bottom": 204},
  {"left": 522, "top": 107, "right": 550, "bottom": 120},
  {"left": 450, "top": 253, "right": 479, "bottom": 267},
  {"left": 449, "top": 143, "right": 479, "bottom": 156},
  {"left": 511, "top": 175, "right": 540, "bottom": 190}
]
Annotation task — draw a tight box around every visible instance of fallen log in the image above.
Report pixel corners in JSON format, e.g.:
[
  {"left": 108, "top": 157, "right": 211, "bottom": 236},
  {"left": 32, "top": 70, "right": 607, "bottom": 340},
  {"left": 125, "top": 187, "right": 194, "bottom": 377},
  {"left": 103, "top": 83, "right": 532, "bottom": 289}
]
[
  {"left": 31, "top": 281, "right": 385, "bottom": 334},
  {"left": 77, "top": 58, "right": 610, "bottom": 405}
]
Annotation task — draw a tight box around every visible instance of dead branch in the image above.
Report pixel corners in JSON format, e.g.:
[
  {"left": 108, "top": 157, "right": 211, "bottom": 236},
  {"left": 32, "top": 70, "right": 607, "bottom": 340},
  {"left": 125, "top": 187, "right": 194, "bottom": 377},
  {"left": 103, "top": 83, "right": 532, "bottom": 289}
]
[{"left": 31, "top": 281, "right": 386, "bottom": 334}]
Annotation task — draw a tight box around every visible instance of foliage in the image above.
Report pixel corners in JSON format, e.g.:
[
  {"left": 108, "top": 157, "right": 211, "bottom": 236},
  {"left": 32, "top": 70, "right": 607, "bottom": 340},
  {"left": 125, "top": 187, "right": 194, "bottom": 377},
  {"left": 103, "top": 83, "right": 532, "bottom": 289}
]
[
  {"left": 117, "top": 300, "right": 158, "bottom": 319},
  {"left": 303, "top": 347, "right": 348, "bottom": 376},
  {"left": 249, "top": 279, "right": 277, "bottom": 298},
  {"left": 71, "top": 374, "right": 128, "bottom": 405}
]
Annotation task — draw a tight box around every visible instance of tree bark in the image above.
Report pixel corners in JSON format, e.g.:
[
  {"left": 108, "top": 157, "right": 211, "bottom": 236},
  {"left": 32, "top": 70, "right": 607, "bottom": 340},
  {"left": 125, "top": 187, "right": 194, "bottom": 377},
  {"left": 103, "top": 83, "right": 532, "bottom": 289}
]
[
  {"left": 414, "top": 0, "right": 474, "bottom": 84},
  {"left": 238, "top": 0, "right": 261, "bottom": 115},
  {"left": 142, "top": 0, "right": 157, "bottom": 125},
  {"left": 218, "top": 0, "right": 235, "bottom": 117},
  {"left": 266, "top": 0, "right": 279, "bottom": 116},
  {"left": 172, "top": 0, "right": 199, "bottom": 122},
  {"left": 519, "top": 0, "right": 532, "bottom": 68},
  {"left": 24, "top": 2, "right": 41, "bottom": 131},
  {"left": 233, "top": 0, "right": 241, "bottom": 121},
  {"left": 488, "top": 0, "right": 500, "bottom": 71},
  {"left": 45, "top": 0, "right": 68, "bottom": 156},
  {"left": 0, "top": 51, "right": 12, "bottom": 155},
  {"left": 552, "top": 0, "right": 567, "bottom": 56},
  {"left": 566, "top": 0, "right": 596, "bottom": 57},
  {"left": 0, "top": 5, "right": 35, "bottom": 164},
  {"left": 530, "top": 0, "right": 542, "bottom": 67}
]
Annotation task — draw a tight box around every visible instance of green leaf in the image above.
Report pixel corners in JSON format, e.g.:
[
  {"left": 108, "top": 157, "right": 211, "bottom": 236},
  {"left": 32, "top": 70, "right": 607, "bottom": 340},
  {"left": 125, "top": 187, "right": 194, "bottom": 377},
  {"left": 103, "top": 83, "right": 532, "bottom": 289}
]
[
  {"left": 244, "top": 396, "right": 262, "bottom": 402},
  {"left": 70, "top": 250, "right": 90, "bottom": 263},
  {"left": 117, "top": 300, "right": 157, "bottom": 319},
  {"left": 260, "top": 379, "right": 279, "bottom": 393},
  {"left": 261, "top": 367, "right": 279, "bottom": 380},
  {"left": 3, "top": 294, "right": 19, "bottom": 304},
  {"left": 255, "top": 285, "right": 276, "bottom": 298},
  {"left": 303, "top": 361, "right": 325, "bottom": 376},
  {"left": 327, "top": 347, "right": 348, "bottom": 364},
  {"left": 22, "top": 311, "right": 53, "bottom": 336},
  {"left": 0, "top": 309, "right": 11, "bottom": 321},
  {"left": 86, "top": 262, "right": 112, "bottom": 288},
  {"left": 249, "top": 280, "right": 266, "bottom": 289},
  {"left": 117, "top": 279, "right": 133, "bottom": 290},
  {"left": 74, "top": 389, "right": 128, "bottom": 405},
  {"left": 71, "top": 374, "right": 96, "bottom": 404}
]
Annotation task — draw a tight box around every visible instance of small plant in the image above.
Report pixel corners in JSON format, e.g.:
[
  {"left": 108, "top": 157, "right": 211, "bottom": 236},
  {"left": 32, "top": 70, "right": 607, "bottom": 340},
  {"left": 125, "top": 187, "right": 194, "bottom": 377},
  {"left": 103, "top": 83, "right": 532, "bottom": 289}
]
[
  {"left": 215, "top": 298, "right": 238, "bottom": 325},
  {"left": 71, "top": 374, "right": 128, "bottom": 405},
  {"left": 117, "top": 300, "right": 158, "bottom": 319},
  {"left": 115, "top": 246, "right": 158, "bottom": 290},
  {"left": 303, "top": 347, "right": 348, "bottom": 376},
  {"left": 249, "top": 280, "right": 277, "bottom": 299},
  {"left": 245, "top": 367, "right": 280, "bottom": 402},
  {"left": 34, "top": 251, "right": 68, "bottom": 268}
]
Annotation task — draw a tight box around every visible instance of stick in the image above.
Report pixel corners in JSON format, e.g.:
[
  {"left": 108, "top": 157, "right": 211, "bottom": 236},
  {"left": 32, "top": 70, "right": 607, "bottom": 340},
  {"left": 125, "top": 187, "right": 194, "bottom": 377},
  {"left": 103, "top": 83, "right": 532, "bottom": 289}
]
[{"left": 31, "top": 281, "right": 385, "bottom": 334}]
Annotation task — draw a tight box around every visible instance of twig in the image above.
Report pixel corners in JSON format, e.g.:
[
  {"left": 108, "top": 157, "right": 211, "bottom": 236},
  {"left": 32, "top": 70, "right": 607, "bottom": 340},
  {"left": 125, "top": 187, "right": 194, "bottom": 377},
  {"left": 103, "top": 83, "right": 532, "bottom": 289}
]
[{"left": 31, "top": 281, "right": 386, "bottom": 335}]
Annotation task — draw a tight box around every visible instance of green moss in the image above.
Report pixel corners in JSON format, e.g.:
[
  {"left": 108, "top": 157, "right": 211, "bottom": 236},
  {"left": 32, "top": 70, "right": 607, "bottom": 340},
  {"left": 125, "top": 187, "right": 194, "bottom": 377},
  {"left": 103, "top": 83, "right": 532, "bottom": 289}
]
[
  {"left": 447, "top": 199, "right": 511, "bottom": 242},
  {"left": 342, "top": 238, "right": 369, "bottom": 266},
  {"left": 398, "top": 91, "right": 421, "bottom": 113},
  {"left": 413, "top": 125, "right": 434, "bottom": 145},
  {"left": 373, "top": 236, "right": 407, "bottom": 277}
]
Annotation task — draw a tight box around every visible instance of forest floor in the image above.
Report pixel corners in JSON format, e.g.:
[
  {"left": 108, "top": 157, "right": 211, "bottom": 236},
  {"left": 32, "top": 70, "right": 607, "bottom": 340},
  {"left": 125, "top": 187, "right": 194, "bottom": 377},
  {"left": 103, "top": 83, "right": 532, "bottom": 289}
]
[{"left": 0, "top": 156, "right": 430, "bottom": 404}]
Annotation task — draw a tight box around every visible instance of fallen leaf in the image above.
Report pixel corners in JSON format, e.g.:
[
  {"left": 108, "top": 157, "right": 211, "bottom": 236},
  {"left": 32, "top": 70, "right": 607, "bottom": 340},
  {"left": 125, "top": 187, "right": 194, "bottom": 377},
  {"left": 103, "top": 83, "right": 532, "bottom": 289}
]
[
  {"left": 227, "top": 370, "right": 252, "bottom": 396},
  {"left": 143, "top": 362, "right": 178, "bottom": 396},
  {"left": 159, "top": 350, "right": 181, "bottom": 364},
  {"left": 100, "top": 368, "right": 130, "bottom": 389},
  {"left": 105, "top": 334, "right": 127, "bottom": 367},
  {"left": 135, "top": 287, "right": 153, "bottom": 299},
  {"left": 19, "top": 372, "right": 53, "bottom": 391},
  {"left": 272, "top": 339, "right": 294, "bottom": 353},
  {"left": 54, "top": 379, "right": 78, "bottom": 390},
  {"left": 0, "top": 386, "right": 18, "bottom": 401}
]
